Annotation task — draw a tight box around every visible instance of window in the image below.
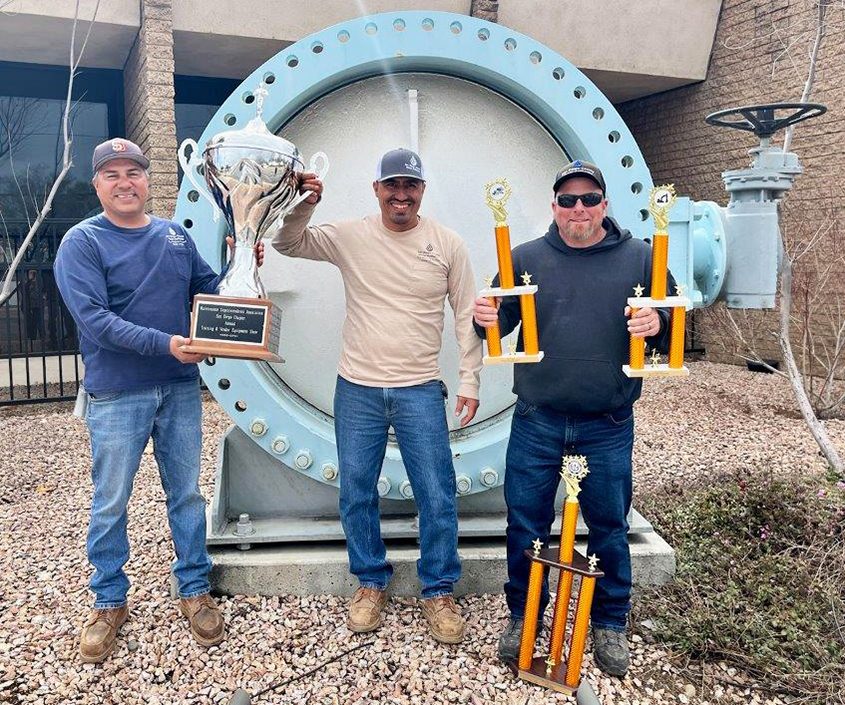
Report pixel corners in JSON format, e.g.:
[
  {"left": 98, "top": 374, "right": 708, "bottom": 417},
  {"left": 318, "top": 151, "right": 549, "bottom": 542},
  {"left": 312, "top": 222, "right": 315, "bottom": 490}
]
[
  {"left": 0, "top": 61, "right": 123, "bottom": 355},
  {"left": 175, "top": 74, "right": 240, "bottom": 182}
]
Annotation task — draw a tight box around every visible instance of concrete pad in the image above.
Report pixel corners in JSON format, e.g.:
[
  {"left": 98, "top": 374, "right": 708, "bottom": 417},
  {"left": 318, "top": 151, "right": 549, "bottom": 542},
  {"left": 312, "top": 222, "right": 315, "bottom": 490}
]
[{"left": 204, "top": 532, "right": 675, "bottom": 597}]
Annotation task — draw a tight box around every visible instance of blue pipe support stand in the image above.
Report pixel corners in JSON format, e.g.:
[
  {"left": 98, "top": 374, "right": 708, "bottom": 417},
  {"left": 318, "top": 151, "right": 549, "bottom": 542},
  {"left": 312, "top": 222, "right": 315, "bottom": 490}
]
[{"left": 175, "top": 11, "right": 691, "bottom": 500}]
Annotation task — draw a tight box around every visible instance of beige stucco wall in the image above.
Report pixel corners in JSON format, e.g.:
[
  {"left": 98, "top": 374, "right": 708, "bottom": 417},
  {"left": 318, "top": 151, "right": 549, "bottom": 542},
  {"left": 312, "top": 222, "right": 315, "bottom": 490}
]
[
  {"left": 498, "top": 0, "right": 723, "bottom": 102},
  {"left": 0, "top": 0, "right": 139, "bottom": 68},
  {"left": 172, "top": 0, "right": 470, "bottom": 39},
  {"left": 500, "top": 0, "right": 721, "bottom": 79},
  {"left": 0, "top": 0, "right": 721, "bottom": 103},
  {"left": 170, "top": 0, "right": 470, "bottom": 79}
]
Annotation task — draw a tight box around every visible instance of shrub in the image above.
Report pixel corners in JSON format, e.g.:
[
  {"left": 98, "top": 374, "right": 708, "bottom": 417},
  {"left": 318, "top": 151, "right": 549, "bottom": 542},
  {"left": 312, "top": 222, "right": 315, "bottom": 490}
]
[{"left": 636, "top": 470, "right": 845, "bottom": 702}]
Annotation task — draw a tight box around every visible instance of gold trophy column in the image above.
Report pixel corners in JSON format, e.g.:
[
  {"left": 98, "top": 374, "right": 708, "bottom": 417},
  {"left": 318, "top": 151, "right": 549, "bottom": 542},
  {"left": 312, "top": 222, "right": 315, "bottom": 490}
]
[
  {"left": 518, "top": 538, "right": 546, "bottom": 671},
  {"left": 549, "top": 455, "right": 589, "bottom": 661},
  {"left": 669, "top": 284, "right": 687, "bottom": 369},
  {"left": 564, "top": 555, "right": 600, "bottom": 688},
  {"left": 482, "top": 275, "right": 503, "bottom": 357},
  {"left": 628, "top": 283, "right": 646, "bottom": 371}
]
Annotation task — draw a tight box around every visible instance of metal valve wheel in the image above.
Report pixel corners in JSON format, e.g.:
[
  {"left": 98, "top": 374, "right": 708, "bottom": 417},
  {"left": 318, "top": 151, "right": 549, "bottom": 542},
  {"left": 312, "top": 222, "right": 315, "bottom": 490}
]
[{"left": 705, "top": 102, "right": 826, "bottom": 138}]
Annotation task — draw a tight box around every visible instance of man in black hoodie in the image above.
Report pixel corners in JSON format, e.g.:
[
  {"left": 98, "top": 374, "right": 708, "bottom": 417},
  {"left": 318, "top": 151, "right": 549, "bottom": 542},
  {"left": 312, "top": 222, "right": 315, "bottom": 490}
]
[{"left": 473, "top": 161, "right": 673, "bottom": 677}]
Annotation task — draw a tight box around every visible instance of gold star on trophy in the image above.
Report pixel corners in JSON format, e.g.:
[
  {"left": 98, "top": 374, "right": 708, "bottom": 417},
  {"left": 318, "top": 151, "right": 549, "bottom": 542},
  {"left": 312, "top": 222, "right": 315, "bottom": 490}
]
[
  {"left": 560, "top": 454, "right": 589, "bottom": 499},
  {"left": 532, "top": 538, "right": 543, "bottom": 555},
  {"left": 483, "top": 275, "right": 494, "bottom": 288},
  {"left": 588, "top": 554, "right": 600, "bottom": 572},
  {"left": 545, "top": 654, "right": 556, "bottom": 675},
  {"left": 521, "top": 271, "right": 533, "bottom": 286},
  {"left": 675, "top": 283, "right": 686, "bottom": 297},
  {"left": 632, "top": 283, "right": 645, "bottom": 298},
  {"left": 507, "top": 340, "right": 517, "bottom": 355},
  {"left": 650, "top": 348, "right": 661, "bottom": 367}
]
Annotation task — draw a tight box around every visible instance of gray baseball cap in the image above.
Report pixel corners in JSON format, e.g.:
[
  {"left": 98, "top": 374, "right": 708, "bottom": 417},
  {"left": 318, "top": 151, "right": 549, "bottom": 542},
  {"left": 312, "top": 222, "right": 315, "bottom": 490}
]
[
  {"left": 92, "top": 138, "right": 150, "bottom": 173},
  {"left": 375, "top": 148, "right": 425, "bottom": 181},
  {"left": 553, "top": 159, "right": 606, "bottom": 193}
]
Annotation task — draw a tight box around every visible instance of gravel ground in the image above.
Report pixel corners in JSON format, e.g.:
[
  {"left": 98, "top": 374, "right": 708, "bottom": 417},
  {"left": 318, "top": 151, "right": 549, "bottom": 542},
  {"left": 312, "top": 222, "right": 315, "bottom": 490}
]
[{"left": 0, "top": 361, "right": 841, "bottom": 705}]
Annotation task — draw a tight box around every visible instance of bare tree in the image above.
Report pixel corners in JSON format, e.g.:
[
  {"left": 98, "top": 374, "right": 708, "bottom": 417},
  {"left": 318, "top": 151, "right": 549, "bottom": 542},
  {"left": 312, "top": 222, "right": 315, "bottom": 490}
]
[
  {"left": 774, "top": 1, "right": 843, "bottom": 475},
  {"left": 0, "top": 97, "right": 49, "bottom": 164},
  {"left": 0, "top": 0, "right": 101, "bottom": 307}
]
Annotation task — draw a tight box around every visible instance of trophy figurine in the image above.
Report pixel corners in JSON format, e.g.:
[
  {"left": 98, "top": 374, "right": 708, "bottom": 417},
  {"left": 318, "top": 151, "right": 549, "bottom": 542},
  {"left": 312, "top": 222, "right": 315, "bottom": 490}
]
[{"left": 177, "top": 83, "right": 329, "bottom": 361}]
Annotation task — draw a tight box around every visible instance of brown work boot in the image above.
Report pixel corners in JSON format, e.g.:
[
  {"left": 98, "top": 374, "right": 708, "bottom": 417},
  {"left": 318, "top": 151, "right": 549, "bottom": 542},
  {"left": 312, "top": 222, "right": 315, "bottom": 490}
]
[
  {"left": 420, "top": 595, "right": 466, "bottom": 644},
  {"left": 79, "top": 605, "right": 129, "bottom": 663},
  {"left": 347, "top": 587, "right": 388, "bottom": 633},
  {"left": 179, "top": 593, "right": 225, "bottom": 647}
]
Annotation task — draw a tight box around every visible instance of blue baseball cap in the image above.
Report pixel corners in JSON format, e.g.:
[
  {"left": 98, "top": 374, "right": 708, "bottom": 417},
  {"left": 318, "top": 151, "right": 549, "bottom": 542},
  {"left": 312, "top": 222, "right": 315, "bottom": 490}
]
[{"left": 376, "top": 148, "right": 425, "bottom": 181}]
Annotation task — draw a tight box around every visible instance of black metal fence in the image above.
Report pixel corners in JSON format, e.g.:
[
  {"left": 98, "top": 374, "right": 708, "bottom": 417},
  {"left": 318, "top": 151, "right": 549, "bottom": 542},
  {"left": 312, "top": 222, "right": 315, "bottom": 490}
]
[{"left": 1, "top": 219, "right": 81, "bottom": 405}]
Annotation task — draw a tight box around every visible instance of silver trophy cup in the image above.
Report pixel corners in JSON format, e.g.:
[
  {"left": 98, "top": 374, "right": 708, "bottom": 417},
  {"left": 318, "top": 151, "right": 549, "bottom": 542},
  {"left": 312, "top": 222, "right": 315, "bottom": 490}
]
[
  {"left": 179, "top": 97, "right": 328, "bottom": 299},
  {"left": 175, "top": 85, "right": 328, "bottom": 362}
]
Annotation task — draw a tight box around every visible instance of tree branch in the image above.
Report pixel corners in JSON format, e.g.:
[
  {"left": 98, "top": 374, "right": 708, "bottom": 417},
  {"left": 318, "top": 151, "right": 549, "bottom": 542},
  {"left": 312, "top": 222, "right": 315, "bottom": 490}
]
[
  {"left": 0, "top": 0, "right": 101, "bottom": 307},
  {"left": 779, "top": 248, "right": 843, "bottom": 474},
  {"left": 783, "top": 2, "right": 828, "bottom": 154}
]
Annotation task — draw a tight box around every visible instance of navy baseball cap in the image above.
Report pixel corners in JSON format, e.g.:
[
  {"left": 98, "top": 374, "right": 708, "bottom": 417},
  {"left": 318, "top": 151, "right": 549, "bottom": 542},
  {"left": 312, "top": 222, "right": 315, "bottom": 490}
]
[
  {"left": 375, "top": 148, "right": 425, "bottom": 181},
  {"left": 553, "top": 159, "right": 606, "bottom": 193},
  {"left": 92, "top": 138, "right": 150, "bottom": 173}
]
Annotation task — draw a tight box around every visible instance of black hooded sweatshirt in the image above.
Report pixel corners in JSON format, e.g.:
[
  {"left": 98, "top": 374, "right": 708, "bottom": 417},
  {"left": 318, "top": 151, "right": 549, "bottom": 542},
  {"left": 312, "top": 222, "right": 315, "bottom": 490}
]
[{"left": 473, "top": 217, "right": 674, "bottom": 415}]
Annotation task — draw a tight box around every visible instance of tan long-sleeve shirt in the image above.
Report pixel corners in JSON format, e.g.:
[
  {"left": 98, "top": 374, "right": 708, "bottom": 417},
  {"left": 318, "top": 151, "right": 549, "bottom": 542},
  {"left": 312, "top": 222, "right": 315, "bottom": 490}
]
[{"left": 271, "top": 203, "right": 482, "bottom": 399}]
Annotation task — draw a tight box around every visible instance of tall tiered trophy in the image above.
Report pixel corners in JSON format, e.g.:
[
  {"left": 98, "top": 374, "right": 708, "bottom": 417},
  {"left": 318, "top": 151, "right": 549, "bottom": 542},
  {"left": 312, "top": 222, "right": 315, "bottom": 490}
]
[
  {"left": 623, "top": 184, "right": 690, "bottom": 378},
  {"left": 479, "top": 179, "right": 543, "bottom": 365},
  {"left": 178, "top": 83, "right": 328, "bottom": 362},
  {"left": 516, "top": 455, "right": 603, "bottom": 694}
]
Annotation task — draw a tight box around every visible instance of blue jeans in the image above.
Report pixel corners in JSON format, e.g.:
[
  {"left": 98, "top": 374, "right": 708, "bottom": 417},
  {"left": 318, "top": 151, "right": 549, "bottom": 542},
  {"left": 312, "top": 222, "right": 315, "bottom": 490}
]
[
  {"left": 85, "top": 379, "right": 211, "bottom": 608},
  {"left": 334, "top": 376, "right": 461, "bottom": 598},
  {"left": 504, "top": 399, "right": 634, "bottom": 632}
]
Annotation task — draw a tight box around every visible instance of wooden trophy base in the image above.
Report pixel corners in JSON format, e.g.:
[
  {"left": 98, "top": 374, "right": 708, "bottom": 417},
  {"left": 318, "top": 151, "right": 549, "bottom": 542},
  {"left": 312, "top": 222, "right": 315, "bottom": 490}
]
[
  {"left": 513, "top": 546, "right": 604, "bottom": 694},
  {"left": 518, "top": 656, "right": 578, "bottom": 695},
  {"left": 183, "top": 294, "right": 282, "bottom": 362}
]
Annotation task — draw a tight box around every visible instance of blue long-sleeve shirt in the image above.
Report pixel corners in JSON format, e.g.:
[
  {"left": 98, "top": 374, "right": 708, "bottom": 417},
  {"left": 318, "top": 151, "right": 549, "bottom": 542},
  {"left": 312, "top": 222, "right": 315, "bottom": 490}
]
[{"left": 55, "top": 214, "right": 224, "bottom": 395}]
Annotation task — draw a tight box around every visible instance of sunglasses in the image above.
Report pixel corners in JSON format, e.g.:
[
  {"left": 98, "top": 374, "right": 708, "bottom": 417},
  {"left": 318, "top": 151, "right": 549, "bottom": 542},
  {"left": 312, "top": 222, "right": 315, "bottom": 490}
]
[{"left": 555, "top": 192, "right": 603, "bottom": 208}]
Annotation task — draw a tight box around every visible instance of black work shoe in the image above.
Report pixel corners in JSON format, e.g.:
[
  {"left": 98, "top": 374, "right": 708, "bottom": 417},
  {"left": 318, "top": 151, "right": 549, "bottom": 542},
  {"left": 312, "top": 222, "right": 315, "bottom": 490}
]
[
  {"left": 497, "top": 616, "right": 544, "bottom": 664},
  {"left": 592, "top": 627, "right": 630, "bottom": 676}
]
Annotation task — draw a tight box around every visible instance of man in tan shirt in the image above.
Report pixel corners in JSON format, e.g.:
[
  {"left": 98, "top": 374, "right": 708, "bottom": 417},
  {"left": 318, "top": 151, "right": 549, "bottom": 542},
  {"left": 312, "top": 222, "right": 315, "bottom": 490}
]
[{"left": 272, "top": 148, "right": 482, "bottom": 644}]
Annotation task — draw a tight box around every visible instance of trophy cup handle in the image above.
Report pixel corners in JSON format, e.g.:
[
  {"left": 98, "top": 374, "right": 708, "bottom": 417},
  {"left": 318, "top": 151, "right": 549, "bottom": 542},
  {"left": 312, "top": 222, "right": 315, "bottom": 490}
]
[
  {"left": 178, "top": 138, "right": 220, "bottom": 222},
  {"left": 288, "top": 151, "right": 330, "bottom": 210}
]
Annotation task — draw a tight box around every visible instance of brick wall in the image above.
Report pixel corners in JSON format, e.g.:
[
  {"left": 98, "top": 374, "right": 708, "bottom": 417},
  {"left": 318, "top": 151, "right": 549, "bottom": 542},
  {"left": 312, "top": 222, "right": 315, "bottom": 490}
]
[
  {"left": 470, "top": 0, "right": 499, "bottom": 22},
  {"left": 123, "top": 0, "right": 178, "bottom": 218},
  {"left": 618, "top": 0, "right": 845, "bottom": 369}
]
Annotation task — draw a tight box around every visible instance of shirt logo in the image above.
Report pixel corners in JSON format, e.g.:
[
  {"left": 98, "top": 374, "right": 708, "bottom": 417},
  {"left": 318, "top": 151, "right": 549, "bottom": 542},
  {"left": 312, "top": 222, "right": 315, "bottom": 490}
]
[
  {"left": 167, "top": 227, "right": 186, "bottom": 247},
  {"left": 111, "top": 139, "right": 126, "bottom": 152},
  {"left": 416, "top": 244, "right": 438, "bottom": 262}
]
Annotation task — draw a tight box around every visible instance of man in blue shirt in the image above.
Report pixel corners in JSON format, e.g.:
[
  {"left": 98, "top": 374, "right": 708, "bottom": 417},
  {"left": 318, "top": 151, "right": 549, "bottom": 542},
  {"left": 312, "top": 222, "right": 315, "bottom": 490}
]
[{"left": 55, "top": 138, "right": 261, "bottom": 662}]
